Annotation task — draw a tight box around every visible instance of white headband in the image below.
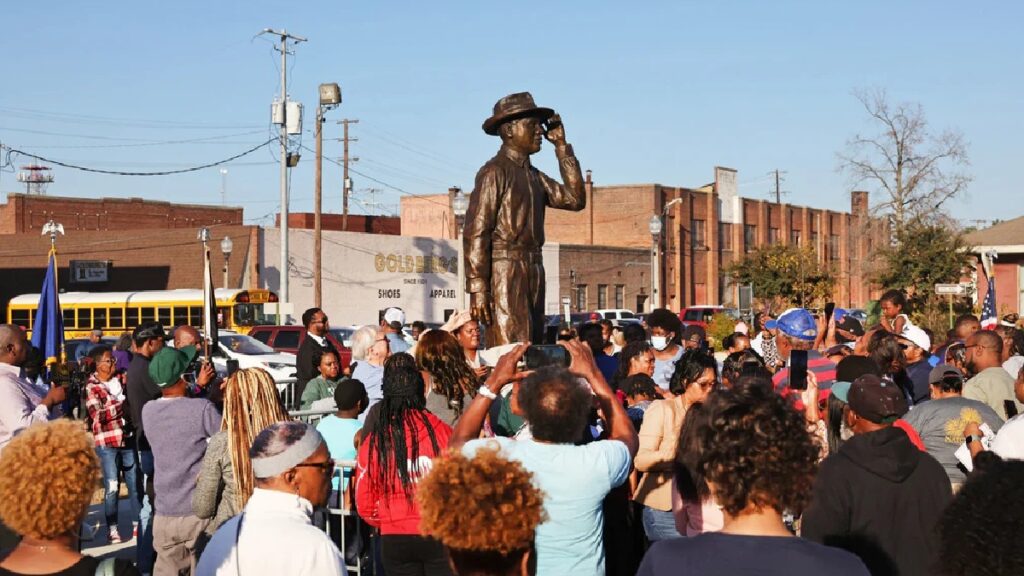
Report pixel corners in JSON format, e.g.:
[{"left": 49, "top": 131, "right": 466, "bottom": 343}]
[{"left": 251, "top": 426, "right": 324, "bottom": 478}]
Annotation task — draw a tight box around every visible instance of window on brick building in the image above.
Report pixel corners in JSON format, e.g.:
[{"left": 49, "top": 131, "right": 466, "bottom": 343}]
[
  {"left": 691, "top": 219, "right": 706, "bottom": 250},
  {"left": 790, "top": 229, "right": 801, "bottom": 246},
  {"left": 597, "top": 284, "right": 608, "bottom": 309},
  {"left": 744, "top": 225, "right": 757, "bottom": 252},
  {"left": 811, "top": 232, "right": 819, "bottom": 252},
  {"left": 615, "top": 285, "right": 624, "bottom": 309},
  {"left": 829, "top": 235, "right": 840, "bottom": 262},
  {"left": 576, "top": 285, "right": 588, "bottom": 311},
  {"left": 719, "top": 223, "right": 732, "bottom": 251},
  {"left": 768, "top": 228, "right": 780, "bottom": 245}
]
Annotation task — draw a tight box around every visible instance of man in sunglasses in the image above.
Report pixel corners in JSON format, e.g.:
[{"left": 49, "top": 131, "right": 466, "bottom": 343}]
[
  {"left": 898, "top": 324, "right": 933, "bottom": 406},
  {"left": 902, "top": 364, "right": 1003, "bottom": 487},
  {"left": 197, "top": 422, "right": 344, "bottom": 576}
]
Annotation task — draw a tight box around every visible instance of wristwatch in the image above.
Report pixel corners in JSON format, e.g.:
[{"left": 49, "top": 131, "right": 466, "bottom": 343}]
[{"left": 965, "top": 434, "right": 983, "bottom": 445}]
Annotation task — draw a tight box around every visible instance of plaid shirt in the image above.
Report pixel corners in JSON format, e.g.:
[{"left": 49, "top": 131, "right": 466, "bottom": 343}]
[{"left": 85, "top": 373, "right": 128, "bottom": 449}]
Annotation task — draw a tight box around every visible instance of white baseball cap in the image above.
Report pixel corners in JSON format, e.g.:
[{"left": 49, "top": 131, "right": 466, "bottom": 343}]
[
  {"left": 383, "top": 307, "right": 406, "bottom": 327},
  {"left": 899, "top": 324, "right": 931, "bottom": 351}
]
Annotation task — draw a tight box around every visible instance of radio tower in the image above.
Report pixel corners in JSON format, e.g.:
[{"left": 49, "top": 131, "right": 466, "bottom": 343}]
[{"left": 17, "top": 164, "right": 54, "bottom": 195}]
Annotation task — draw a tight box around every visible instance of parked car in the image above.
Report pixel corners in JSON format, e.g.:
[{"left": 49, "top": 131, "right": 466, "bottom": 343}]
[
  {"left": 64, "top": 336, "right": 120, "bottom": 362},
  {"left": 214, "top": 331, "right": 296, "bottom": 382},
  {"left": 595, "top": 309, "right": 642, "bottom": 326},
  {"left": 678, "top": 306, "right": 740, "bottom": 328},
  {"left": 248, "top": 325, "right": 353, "bottom": 370}
]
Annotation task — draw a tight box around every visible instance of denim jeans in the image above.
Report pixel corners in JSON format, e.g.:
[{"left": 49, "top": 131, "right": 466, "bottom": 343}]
[
  {"left": 642, "top": 505, "right": 681, "bottom": 541},
  {"left": 96, "top": 446, "right": 140, "bottom": 528},
  {"left": 137, "top": 449, "right": 156, "bottom": 572}
]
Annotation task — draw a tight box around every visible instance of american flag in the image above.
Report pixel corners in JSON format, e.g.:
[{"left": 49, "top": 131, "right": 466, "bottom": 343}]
[{"left": 981, "top": 276, "right": 998, "bottom": 329}]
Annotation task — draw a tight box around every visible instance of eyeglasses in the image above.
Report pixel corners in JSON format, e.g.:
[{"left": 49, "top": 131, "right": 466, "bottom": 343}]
[
  {"left": 295, "top": 459, "right": 335, "bottom": 474},
  {"left": 312, "top": 317, "right": 328, "bottom": 324},
  {"left": 98, "top": 358, "right": 116, "bottom": 364}
]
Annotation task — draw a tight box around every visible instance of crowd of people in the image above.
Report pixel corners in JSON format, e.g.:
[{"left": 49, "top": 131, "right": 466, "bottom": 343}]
[{"left": 0, "top": 294, "right": 1022, "bottom": 575}]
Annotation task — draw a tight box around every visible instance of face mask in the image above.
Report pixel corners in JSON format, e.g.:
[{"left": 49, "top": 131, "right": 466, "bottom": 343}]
[{"left": 651, "top": 336, "right": 668, "bottom": 351}]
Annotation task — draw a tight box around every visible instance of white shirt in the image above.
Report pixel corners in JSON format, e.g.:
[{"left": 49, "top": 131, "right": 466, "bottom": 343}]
[
  {"left": 992, "top": 414, "right": 1024, "bottom": 461},
  {"left": 196, "top": 488, "right": 345, "bottom": 576},
  {"left": 0, "top": 363, "right": 50, "bottom": 456},
  {"left": 307, "top": 332, "right": 327, "bottom": 347},
  {"left": 1004, "top": 355, "right": 1024, "bottom": 379}
]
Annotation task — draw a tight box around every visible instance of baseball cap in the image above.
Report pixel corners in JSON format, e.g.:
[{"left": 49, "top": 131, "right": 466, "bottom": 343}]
[
  {"left": 148, "top": 345, "right": 198, "bottom": 388},
  {"left": 848, "top": 374, "right": 908, "bottom": 424},
  {"left": 383, "top": 307, "right": 406, "bottom": 330},
  {"left": 766, "top": 308, "right": 817, "bottom": 341},
  {"left": 835, "top": 315, "right": 865, "bottom": 338},
  {"left": 899, "top": 324, "right": 931, "bottom": 351},
  {"left": 928, "top": 363, "right": 964, "bottom": 385},
  {"left": 831, "top": 380, "right": 852, "bottom": 403}
]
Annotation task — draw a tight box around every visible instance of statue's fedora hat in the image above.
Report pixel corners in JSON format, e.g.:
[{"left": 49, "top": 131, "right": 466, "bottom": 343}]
[{"left": 482, "top": 92, "right": 554, "bottom": 136}]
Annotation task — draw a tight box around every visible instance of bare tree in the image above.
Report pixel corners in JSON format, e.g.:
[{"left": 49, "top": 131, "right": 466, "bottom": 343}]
[{"left": 838, "top": 88, "right": 971, "bottom": 236}]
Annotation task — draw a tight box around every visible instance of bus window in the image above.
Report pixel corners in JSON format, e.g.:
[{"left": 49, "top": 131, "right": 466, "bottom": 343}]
[
  {"left": 126, "top": 307, "right": 140, "bottom": 328},
  {"left": 218, "top": 307, "right": 229, "bottom": 329},
  {"left": 10, "top": 309, "right": 30, "bottom": 329},
  {"left": 157, "top": 307, "right": 171, "bottom": 326},
  {"left": 63, "top": 308, "right": 76, "bottom": 329},
  {"left": 233, "top": 303, "right": 274, "bottom": 328},
  {"left": 93, "top": 308, "right": 107, "bottom": 330},
  {"left": 140, "top": 307, "right": 156, "bottom": 324},
  {"left": 188, "top": 307, "right": 203, "bottom": 327},
  {"left": 109, "top": 307, "right": 124, "bottom": 329}
]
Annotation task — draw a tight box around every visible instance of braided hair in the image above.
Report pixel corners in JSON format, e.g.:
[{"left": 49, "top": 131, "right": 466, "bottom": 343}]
[
  {"left": 414, "top": 330, "right": 478, "bottom": 417},
  {"left": 366, "top": 353, "right": 442, "bottom": 501}
]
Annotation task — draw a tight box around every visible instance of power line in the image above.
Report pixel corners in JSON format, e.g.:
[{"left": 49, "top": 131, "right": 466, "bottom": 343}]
[
  {"left": 0, "top": 105, "right": 263, "bottom": 131},
  {"left": 1, "top": 139, "right": 275, "bottom": 176},
  {"left": 7, "top": 129, "right": 267, "bottom": 150}
]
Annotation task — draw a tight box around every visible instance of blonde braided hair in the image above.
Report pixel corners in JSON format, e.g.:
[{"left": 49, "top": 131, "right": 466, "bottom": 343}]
[{"left": 221, "top": 368, "right": 290, "bottom": 509}]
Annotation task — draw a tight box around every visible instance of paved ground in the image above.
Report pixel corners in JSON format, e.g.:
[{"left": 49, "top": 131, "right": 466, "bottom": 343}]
[{"left": 80, "top": 501, "right": 137, "bottom": 561}]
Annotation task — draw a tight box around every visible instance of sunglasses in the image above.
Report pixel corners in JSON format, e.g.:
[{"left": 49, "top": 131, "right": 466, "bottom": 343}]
[{"left": 295, "top": 459, "right": 335, "bottom": 474}]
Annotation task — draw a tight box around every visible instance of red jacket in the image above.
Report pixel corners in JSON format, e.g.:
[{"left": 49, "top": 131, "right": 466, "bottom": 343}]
[{"left": 355, "top": 410, "right": 452, "bottom": 535}]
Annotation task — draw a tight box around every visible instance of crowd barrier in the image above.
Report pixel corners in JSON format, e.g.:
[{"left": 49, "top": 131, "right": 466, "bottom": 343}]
[
  {"left": 278, "top": 381, "right": 296, "bottom": 409},
  {"left": 326, "top": 460, "right": 372, "bottom": 575},
  {"left": 288, "top": 408, "right": 336, "bottom": 426}
]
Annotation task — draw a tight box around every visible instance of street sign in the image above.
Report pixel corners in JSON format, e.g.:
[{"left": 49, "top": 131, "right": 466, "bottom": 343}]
[
  {"left": 70, "top": 260, "right": 109, "bottom": 283},
  {"left": 934, "top": 284, "right": 968, "bottom": 296}
]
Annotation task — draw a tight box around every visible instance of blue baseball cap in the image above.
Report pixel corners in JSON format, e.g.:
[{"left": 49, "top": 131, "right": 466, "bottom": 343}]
[
  {"left": 831, "top": 381, "right": 852, "bottom": 403},
  {"left": 766, "top": 308, "right": 818, "bottom": 341}
]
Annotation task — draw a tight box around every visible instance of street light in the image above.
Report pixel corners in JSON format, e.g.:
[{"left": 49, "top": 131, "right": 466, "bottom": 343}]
[
  {"left": 452, "top": 187, "right": 469, "bottom": 309},
  {"left": 220, "top": 236, "right": 233, "bottom": 289},
  {"left": 315, "top": 82, "right": 342, "bottom": 308},
  {"left": 648, "top": 215, "right": 662, "bottom": 312}
]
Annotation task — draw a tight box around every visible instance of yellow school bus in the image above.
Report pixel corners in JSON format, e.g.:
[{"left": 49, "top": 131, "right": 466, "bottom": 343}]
[{"left": 7, "top": 289, "right": 280, "bottom": 339}]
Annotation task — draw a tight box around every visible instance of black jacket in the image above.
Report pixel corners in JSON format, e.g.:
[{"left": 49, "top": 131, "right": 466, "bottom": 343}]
[
  {"left": 125, "top": 354, "right": 162, "bottom": 452},
  {"left": 802, "top": 426, "right": 952, "bottom": 576},
  {"left": 294, "top": 334, "right": 337, "bottom": 410}
]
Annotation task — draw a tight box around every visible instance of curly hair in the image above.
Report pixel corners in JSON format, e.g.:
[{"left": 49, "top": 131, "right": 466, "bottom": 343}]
[
  {"left": 668, "top": 348, "right": 718, "bottom": 396},
  {"left": 418, "top": 447, "right": 545, "bottom": 573},
  {"left": 517, "top": 366, "right": 592, "bottom": 444},
  {"left": 721, "top": 349, "right": 766, "bottom": 387},
  {"left": 0, "top": 420, "right": 99, "bottom": 539},
  {"left": 938, "top": 454, "right": 1024, "bottom": 576},
  {"left": 698, "top": 379, "right": 820, "bottom": 517},
  {"left": 647, "top": 308, "right": 682, "bottom": 343},
  {"left": 415, "top": 329, "right": 478, "bottom": 417},
  {"left": 868, "top": 331, "right": 906, "bottom": 375}
]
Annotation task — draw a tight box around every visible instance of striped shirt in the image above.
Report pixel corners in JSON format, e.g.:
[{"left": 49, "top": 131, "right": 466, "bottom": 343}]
[{"left": 773, "top": 350, "right": 837, "bottom": 404}]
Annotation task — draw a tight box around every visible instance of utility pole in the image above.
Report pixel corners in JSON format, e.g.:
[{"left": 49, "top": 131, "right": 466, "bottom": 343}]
[
  {"left": 338, "top": 118, "right": 359, "bottom": 230},
  {"left": 261, "top": 27, "right": 306, "bottom": 322},
  {"left": 314, "top": 107, "right": 324, "bottom": 308},
  {"left": 770, "top": 169, "right": 788, "bottom": 204}
]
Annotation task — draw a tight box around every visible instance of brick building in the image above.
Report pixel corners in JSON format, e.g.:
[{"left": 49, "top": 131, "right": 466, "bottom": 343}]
[
  {"left": 0, "top": 193, "right": 258, "bottom": 320},
  {"left": 400, "top": 168, "right": 885, "bottom": 312},
  {"left": 966, "top": 215, "right": 1024, "bottom": 317},
  {"left": 275, "top": 212, "right": 401, "bottom": 235},
  {"left": 0, "top": 193, "right": 243, "bottom": 234}
]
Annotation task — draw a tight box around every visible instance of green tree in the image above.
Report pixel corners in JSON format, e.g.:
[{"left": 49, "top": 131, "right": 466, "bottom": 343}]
[
  {"left": 727, "top": 244, "right": 835, "bottom": 309},
  {"left": 872, "top": 218, "right": 973, "bottom": 333}
]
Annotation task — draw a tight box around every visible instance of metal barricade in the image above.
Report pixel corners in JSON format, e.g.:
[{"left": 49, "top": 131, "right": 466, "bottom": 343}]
[
  {"left": 288, "top": 408, "right": 336, "bottom": 426},
  {"left": 278, "top": 381, "right": 296, "bottom": 409},
  {"left": 325, "top": 460, "right": 373, "bottom": 575}
]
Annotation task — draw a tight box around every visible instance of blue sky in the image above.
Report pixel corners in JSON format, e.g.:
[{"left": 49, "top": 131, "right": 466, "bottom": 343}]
[{"left": 1, "top": 1, "right": 1020, "bottom": 226}]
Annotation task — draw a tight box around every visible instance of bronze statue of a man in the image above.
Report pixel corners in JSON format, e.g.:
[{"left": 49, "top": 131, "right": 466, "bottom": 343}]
[{"left": 464, "top": 92, "right": 586, "bottom": 345}]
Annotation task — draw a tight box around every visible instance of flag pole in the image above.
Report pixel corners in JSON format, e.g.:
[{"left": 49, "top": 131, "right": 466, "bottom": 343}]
[
  {"left": 40, "top": 220, "right": 65, "bottom": 364},
  {"left": 198, "top": 227, "right": 212, "bottom": 358}
]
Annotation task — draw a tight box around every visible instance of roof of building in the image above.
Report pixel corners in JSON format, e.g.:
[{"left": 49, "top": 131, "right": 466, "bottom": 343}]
[{"left": 965, "top": 215, "right": 1024, "bottom": 252}]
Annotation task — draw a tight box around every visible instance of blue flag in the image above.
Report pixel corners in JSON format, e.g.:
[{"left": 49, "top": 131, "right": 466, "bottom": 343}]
[{"left": 31, "top": 250, "right": 65, "bottom": 367}]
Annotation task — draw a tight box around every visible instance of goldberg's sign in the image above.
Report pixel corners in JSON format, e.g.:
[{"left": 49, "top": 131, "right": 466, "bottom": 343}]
[
  {"left": 374, "top": 253, "right": 457, "bottom": 274},
  {"left": 70, "top": 260, "right": 109, "bottom": 283}
]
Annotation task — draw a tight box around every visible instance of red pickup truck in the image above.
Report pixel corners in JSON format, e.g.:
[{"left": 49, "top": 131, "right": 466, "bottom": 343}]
[{"left": 249, "top": 325, "right": 354, "bottom": 370}]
